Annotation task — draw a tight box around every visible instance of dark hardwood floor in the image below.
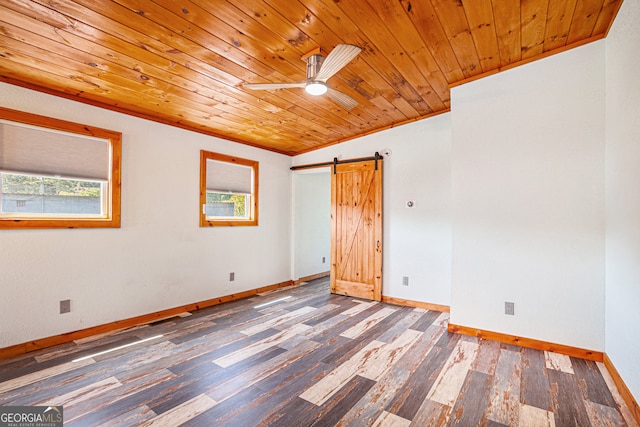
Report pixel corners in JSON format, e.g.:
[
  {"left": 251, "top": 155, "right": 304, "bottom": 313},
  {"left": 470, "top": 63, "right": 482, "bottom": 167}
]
[{"left": 0, "top": 278, "right": 637, "bottom": 426}]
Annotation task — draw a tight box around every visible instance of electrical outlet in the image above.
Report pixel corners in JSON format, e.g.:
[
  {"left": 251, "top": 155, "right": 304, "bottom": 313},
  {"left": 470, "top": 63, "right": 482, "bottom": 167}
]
[
  {"left": 60, "top": 299, "right": 71, "bottom": 314},
  {"left": 402, "top": 276, "right": 409, "bottom": 286},
  {"left": 505, "top": 301, "right": 515, "bottom": 315},
  {"left": 322, "top": 256, "right": 326, "bottom": 264},
  {"left": 230, "top": 272, "right": 235, "bottom": 282}
]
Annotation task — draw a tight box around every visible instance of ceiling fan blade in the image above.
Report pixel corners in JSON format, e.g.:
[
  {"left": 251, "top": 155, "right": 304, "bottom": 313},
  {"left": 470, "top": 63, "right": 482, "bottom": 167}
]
[
  {"left": 326, "top": 87, "right": 358, "bottom": 110},
  {"left": 314, "top": 44, "right": 362, "bottom": 82},
  {"left": 244, "top": 82, "right": 307, "bottom": 90}
]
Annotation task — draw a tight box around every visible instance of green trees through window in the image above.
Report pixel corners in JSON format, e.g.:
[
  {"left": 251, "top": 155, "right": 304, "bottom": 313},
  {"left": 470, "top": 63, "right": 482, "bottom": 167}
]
[{"left": 2, "top": 173, "right": 101, "bottom": 197}]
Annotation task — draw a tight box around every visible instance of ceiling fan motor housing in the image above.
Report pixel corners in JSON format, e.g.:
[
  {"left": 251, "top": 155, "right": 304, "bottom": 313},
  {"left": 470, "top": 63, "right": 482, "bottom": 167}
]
[{"left": 306, "top": 54, "right": 325, "bottom": 79}]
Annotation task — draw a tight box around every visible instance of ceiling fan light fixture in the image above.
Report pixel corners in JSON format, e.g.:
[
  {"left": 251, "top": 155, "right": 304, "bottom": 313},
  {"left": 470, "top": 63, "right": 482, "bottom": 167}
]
[{"left": 305, "top": 82, "right": 328, "bottom": 96}]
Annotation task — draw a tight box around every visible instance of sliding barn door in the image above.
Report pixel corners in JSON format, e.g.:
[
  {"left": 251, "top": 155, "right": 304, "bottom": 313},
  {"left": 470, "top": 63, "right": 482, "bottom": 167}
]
[{"left": 330, "top": 160, "right": 383, "bottom": 301}]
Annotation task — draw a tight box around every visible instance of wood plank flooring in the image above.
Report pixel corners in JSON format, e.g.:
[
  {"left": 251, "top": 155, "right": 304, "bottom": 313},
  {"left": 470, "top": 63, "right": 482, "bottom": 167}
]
[{"left": 0, "top": 278, "right": 637, "bottom": 426}]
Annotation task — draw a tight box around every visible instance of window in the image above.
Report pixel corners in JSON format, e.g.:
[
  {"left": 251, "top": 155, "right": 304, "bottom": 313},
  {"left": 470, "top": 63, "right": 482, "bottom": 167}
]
[
  {"left": 200, "top": 151, "right": 258, "bottom": 227},
  {"left": 0, "top": 107, "right": 121, "bottom": 229}
]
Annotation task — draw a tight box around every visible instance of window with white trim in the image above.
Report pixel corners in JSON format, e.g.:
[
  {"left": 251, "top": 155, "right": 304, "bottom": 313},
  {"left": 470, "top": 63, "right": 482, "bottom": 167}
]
[
  {"left": 200, "top": 151, "right": 258, "bottom": 227},
  {"left": 0, "top": 107, "right": 121, "bottom": 229}
]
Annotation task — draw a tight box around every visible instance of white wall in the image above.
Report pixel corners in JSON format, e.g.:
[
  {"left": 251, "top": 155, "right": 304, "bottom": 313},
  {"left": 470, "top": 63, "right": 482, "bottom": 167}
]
[
  {"left": 0, "top": 82, "right": 292, "bottom": 348},
  {"left": 450, "top": 41, "right": 606, "bottom": 351},
  {"left": 293, "top": 115, "right": 452, "bottom": 306},
  {"left": 605, "top": 0, "right": 640, "bottom": 401},
  {"left": 292, "top": 170, "right": 330, "bottom": 279}
]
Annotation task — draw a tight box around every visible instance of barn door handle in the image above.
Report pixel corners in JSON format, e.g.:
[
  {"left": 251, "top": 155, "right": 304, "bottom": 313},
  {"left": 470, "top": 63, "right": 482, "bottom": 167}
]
[{"left": 377, "top": 240, "right": 380, "bottom": 248}]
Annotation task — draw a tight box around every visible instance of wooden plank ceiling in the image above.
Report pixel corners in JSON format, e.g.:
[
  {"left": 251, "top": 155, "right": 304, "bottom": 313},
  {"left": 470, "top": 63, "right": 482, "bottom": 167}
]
[{"left": 0, "top": 0, "right": 623, "bottom": 155}]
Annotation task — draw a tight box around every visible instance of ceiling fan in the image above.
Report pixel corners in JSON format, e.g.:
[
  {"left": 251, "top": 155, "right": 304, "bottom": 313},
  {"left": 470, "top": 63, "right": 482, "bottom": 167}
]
[{"left": 243, "top": 44, "right": 362, "bottom": 110}]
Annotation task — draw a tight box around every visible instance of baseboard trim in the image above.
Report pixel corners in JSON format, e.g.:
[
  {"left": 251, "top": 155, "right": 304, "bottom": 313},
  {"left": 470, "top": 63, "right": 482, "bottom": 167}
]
[
  {"left": 447, "top": 323, "right": 603, "bottom": 362},
  {"left": 382, "top": 296, "right": 450, "bottom": 313},
  {"left": 294, "top": 271, "right": 330, "bottom": 285},
  {"left": 603, "top": 353, "right": 640, "bottom": 425},
  {"left": 0, "top": 280, "right": 295, "bottom": 359}
]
